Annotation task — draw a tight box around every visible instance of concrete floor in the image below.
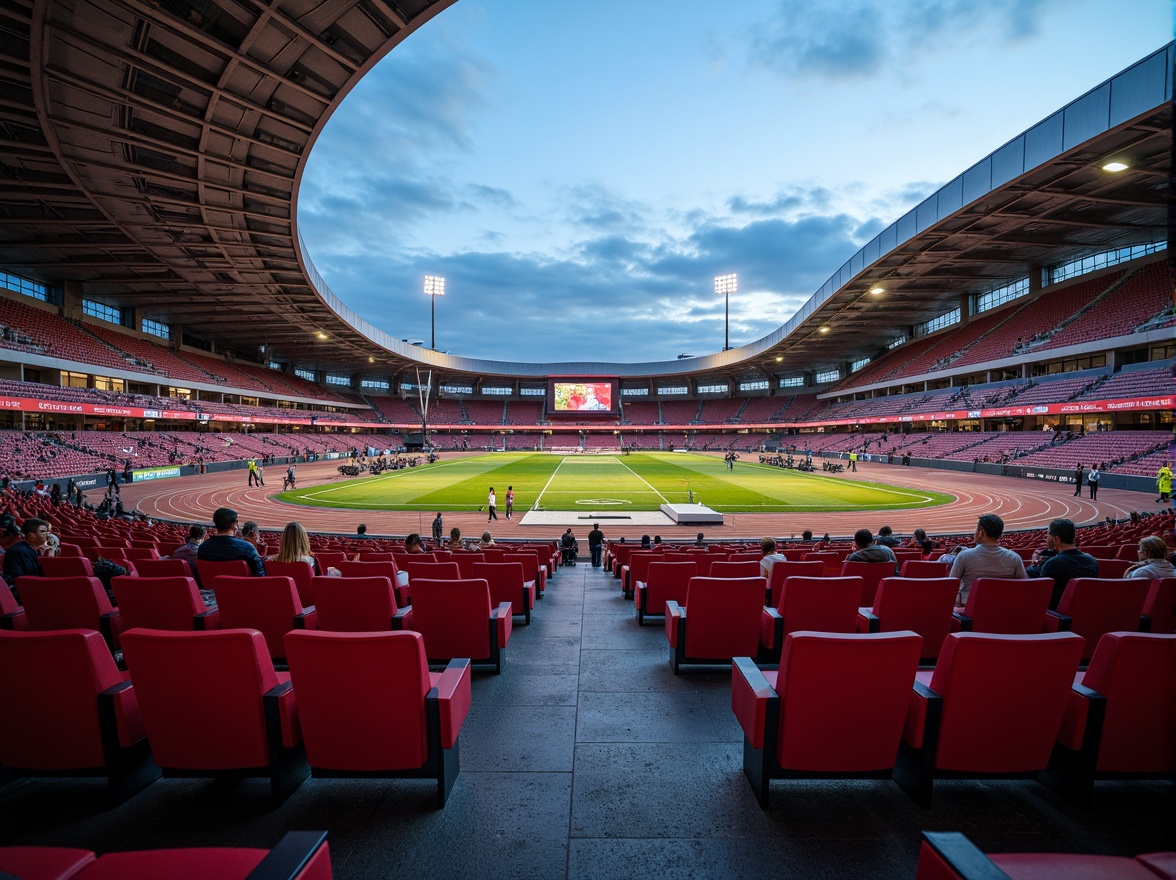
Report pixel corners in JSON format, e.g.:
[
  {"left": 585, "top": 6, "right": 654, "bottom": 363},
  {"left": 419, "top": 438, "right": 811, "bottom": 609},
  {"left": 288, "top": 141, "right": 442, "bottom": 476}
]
[{"left": 2, "top": 563, "right": 1172, "bottom": 878}]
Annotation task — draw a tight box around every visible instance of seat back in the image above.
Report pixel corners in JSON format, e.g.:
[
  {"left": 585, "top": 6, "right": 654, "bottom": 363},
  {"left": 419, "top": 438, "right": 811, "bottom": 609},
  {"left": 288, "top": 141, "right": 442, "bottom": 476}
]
[
  {"left": 841, "top": 561, "right": 897, "bottom": 606},
  {"left": 454, "top": 553, "right": 486, "bottom": 578},
  {"left": 39, "top": 556, "right": 94, "bottom": 578},
  {"left": 709, "top": 560, "right": 762, "bottom": 579},
  {"left": 57, "top": 542, "right": 85, "bottom": 558},
  {"left": 214, "top": 575, "right": 308, "bottom": 661},
  {"left": 776, "top": 631, "right": 923, "bottom": 771},
  {"left": 1094, "top": 559, "right": 1133, "bottom": 579},
  {"left": 17, "top": 576, "right": 115, "bottom": 632},
  {"left": 802, "top": 551, "right": 842, "bottom": 576},
  {"left": 337, "top": 560, "right": 399, "bottom": 582},
  {"left": 777, "top": 577, "right": 862, "bottom": 635},
  {"left": 120, "top": 628, "right": 281, "bottom": 769},
  {"left": 0, "top": 629, "right": 130, "bottom": 769},
  {"left": 642, "top": 562, "right": 697, "bottom": 616},
  {"left": 358, "top": 551, "right": 396, "bottom": 562},
  {"left": 1078, "top": 632, "right": 1176, "bottom": 772},
  {"left": 901, "top": 560, "right": 953, "bottom": 579},
  {"left": 1079, "top": 545, "right": 1117, "bottom": 559},
  {"left": 285, "top": 630, "right": 433, "bottom": 771},
  {"left": 472, "top": 562, "right": 528, "bottom": 611},
  {"left": 112, "top": 576, "right": 207, "bottom": 631},
  {"left": 961, "top": 578, "right": 1053, "bottom": 634},
  {"left": 124, "top": 547, "right": 160, "bottom": 561},
  {"left": 1143, "top": 578, "right": 1176, "bottom": 634},
  {"left": 927, "top": 632, "right": 1085, "bottom": 772},
  {"left": 134, "top": 558, "right": 192, "bottom": 579},
  {"left": 404, "top": 561, "right": 461, "bottom": 582},
  {"left": 1056, "top": 578, "right": 1151, "bottom": 659},
  {"left": 766, "top": 561, "right": 824, "bottom": 607},
  {"left": 196, "top": 559, "right": 251, "bottom": 587},
  {"left": 265, "top": 561, "right": 316, "bottom": 607},
  {"left": 313, "top": 550, "right": 347, "bottom": 570},
  {"left": 682, "top": 576, "right": 766, "bottom": 659},
  {"left": 312, "top": 575, "right": 398, "bottom": 632},
  {"left": 871, "top": 577, "right": 959, "bottom": 660},
  {"left": 503, "top": 551, "right": 543, "bottom": 585},
  {"left": 408, "top": 578, "right": 492, "bottom": 660}
]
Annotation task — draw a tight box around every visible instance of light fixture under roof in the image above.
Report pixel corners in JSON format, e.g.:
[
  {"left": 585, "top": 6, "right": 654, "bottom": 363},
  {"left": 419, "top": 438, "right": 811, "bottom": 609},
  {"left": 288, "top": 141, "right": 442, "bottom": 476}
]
[
  {"left": 1102, "top": 160, "right": 1129, "bottom": 172},
  {"left": 869, "top": 286, "right": 885, "bottom": 295},
  {"left": 818, "top": 326, "right": 830, "bottom": 334},
  {"left": 316, "top": 331, "right": 327, "bottom": 340}
]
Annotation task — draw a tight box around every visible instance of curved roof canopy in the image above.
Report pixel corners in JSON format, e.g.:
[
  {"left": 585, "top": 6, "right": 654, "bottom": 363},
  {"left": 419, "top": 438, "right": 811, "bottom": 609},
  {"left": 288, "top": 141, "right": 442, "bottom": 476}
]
[{"left": 0, "top": 2, "right": 1170, "bottom": 387}]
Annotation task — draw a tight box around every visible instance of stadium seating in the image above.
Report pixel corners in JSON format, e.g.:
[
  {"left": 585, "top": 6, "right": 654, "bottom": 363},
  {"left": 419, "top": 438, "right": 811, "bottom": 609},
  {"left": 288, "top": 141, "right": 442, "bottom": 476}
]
[
  {"left": 213, "top": 575, "right": 318, "bottom": 666},
  {"left": 857, "top": 577, "right": 959, "bottom": 664},
  {"left": 665, "top": 576, "right": 765, "bottom": 673},
  {"left": 111, "top": 575, "right": 220, "bottom": 631},
  {"left": 759, "top": 576, "right": 863, "bottom": 663},
  {"left": 396, "top": 577, "right": 512, "bottom": 674},
  {"left": 1042, "top": 578, "right": 1152, "bottom": 662}
]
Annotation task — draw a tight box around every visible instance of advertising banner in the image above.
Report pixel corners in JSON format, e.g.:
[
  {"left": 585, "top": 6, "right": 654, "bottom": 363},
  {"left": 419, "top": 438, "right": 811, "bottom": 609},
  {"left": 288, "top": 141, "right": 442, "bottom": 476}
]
[{"left": 132, "top": 466, "right": 182, "bottom": 482}]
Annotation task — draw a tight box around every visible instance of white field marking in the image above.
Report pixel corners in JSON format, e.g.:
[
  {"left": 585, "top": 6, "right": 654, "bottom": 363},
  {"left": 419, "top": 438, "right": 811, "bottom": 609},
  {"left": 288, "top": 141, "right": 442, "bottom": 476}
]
[
  {"left": 613, "top": 457, "right": 670, "bottom": 504},
  {"left": 533, "top": 457, "right": 571, "bottom": 508},
  {"left": 295, "top": 457, "right": 475, "bottom": 500}
]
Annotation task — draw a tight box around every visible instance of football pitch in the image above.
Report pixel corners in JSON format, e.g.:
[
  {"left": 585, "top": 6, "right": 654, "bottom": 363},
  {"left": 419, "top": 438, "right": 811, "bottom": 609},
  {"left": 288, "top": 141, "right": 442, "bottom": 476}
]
[{"left": 278, "top": 452, "right": 953, "bottom": 514}]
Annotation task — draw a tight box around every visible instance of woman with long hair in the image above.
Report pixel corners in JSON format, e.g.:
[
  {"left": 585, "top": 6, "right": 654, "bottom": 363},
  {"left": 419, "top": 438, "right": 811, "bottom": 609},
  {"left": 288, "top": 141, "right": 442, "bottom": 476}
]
[
  {"left": 269, "top": 521, "right": 320, "bottom": 574},
  {"left": 1125, "top": 535, "right": 1175, "bottom": 579}
]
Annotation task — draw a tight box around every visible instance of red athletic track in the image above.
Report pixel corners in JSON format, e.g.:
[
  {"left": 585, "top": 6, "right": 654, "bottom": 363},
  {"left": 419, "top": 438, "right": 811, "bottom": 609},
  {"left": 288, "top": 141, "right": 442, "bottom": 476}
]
[{"left": 120, "top": 456, "right": 1157, "bottom": 540}]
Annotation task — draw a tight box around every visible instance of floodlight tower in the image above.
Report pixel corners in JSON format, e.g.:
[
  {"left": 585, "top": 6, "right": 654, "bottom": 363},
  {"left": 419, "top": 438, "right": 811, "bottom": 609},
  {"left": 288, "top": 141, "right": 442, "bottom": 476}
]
[
  {"left": 714, "top": 273, "right": 737, "bottom": 351},
  {"left": 424, "top": 274, "right": 445, "bottom": 350}
]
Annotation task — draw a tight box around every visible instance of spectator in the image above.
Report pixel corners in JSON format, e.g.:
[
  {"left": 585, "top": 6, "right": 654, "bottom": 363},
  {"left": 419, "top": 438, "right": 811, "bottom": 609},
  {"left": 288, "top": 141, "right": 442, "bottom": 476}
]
[
  {"left": 875, "top": 525, "right": 899, "bottom": 547},
  {"left": 404, "top": 533, "right": 428, "bottom": 554},
  {"left": 448, "top": 526, "right": 463, "bottom": 549},
  {"left": 431, "top": 512, "right": 444, "bottom": 544},
  {"left": 267, "top": 522, "right": 320, "bottom": 575},
  {"left": 949, "top": 514, "right": 1027, "bottom": 606},
  {"left": 3, "top": 517, "right": 49, "bottom": 586},
  {"left": 355, "top": 523, "right": 371, "bottom": 539},
  {"left": 1125, "top": 536, "right": 1174, "bottom": 580},
  {"left": 169, "top": 525, "right": 206, "bottom": 584},
  {"left": 587, "top": 523, "right": 605, "bottom": 568},
  {"left": 480, "top": 531, "right": 495, "bottom": 549},
  {"left": 759, "top": 537, "right": 788, "bottom": 579},
  {"left": 845, "top": 529, "right": 897, "bottom": 570},
  {"left": 197, "top": 507, "right": 265, "bottom": 576},
  {"left": 800, "top": 530, "right": 813, "bottom": 543},
  {"left": 694, "top": 532, "right": 706, "bottom": 547},
  {"left": 240, "top": 521, "right": 267, "bottom": 556},
  {"left": 938, "top": 544, "right": 969, "bottom": 566},
  {"left": 640, "top": 534, "right": 652, "bottom": 550},
  {"left": 1026, "top": 518, "right": 1099, "bottom": 609},
  {"left": 905, "top": 528, "right": 928, "bottom": 549}
]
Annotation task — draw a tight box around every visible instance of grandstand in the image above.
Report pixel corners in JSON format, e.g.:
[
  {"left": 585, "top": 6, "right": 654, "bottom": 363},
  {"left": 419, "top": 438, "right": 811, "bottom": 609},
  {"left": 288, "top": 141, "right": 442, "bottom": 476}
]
[{"left": 0, "top": 6, "right": 1170, "bottom": 877}]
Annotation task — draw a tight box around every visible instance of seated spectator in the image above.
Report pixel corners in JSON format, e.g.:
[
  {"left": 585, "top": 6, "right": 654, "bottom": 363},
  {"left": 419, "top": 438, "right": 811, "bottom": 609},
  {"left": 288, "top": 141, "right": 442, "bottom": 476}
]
[
  {"left": 759, "top": 537, "right": 788, "bottom": 579},
  {"left": 267, "top": 521, "right": 320, "bottom": 575},
  {"left": 197, "top": 507, "right": 265, "bottom": 576},
  {"left": 949, "top": 514, "right": 1026, "bottom": 606},
  {"left": 38, "top": 524, "right": 60, "bottom": 558},
  {"left": 480, "top": 531, "right": 495, "bottom": 549},
  {"left": 938, "top": 544, "right": 969, "bottom": 566},
  {"left": 875, "top": 525, "right": 899, "bottom": 547},
  {"left": 904, "top": 528, "right": 928, "bottom": 549},
  {"left": 1125, "top": 535, "right": 1173, "bottom": 580},
  {"left": 3, "top": 517, "right": 49, "bottom": 586},
  {"left": 404, "top": 533, "right": 427, "bottom": 554},
  {"left": 355, "top": 523, "right": 371, "bottom": 539},
  {"left": 448, "top": 526, "right": 463, "bottom": 549},
  {"left": 169, "top": 525, "right": 206, "bottom": 589},
  {"left": 240, "top": 520, "right": 267, "bottom": 556},
  {"left": 1026, "top": 518, "right": 1099, "bottom": 609},
  {"left": 800, "top": 530, "right": 813, "bottom": 543},
  {"left": 846, "top": 529, "right": 897, "bottom": 570},
  {"left": 640, "top": 534, "right": 652, "bottom": 550},
  {"left": 693, "top": 532, "right": 705, "bottom": 547}
]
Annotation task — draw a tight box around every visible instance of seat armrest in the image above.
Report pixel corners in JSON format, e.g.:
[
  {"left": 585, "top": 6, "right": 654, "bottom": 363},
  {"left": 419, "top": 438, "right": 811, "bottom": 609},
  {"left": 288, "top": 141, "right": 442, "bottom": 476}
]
[
  {"left": 731, "top": 657, "right": 776, "bottom": 748},
  {"left": 903, "top": 680, "right": 941, "bottom": 749},
  {"left": 1044, "top": 610, "right": 1071, "bottom": 632},
  {"left": 195, "top": 609, "right": 220, "bottom": 630},
  {"left": 99, "top": 609, "right": 123, "bottom": 649},
  {"left": 665, "top": 600, "right": 685, "bottom": 648},
  {"left": 244, "top": 830, "right": 330, "bottom": 880},
  {"left": 490, "top": 601, "right": 512, "bottom": 621},
  {"left": 1057, "top": 683, "right": 1106, "bottom": 754},
  {"left": 264, "top": 680, "right": 300, "bottom": 749},
  {"left": 432, "top": 659, "right": 473, "bottom": 748},
  {"left": 917, "top": 831, "right": 1009, "bottom": 880},
  {"left": 1138, "top": 614, "right": 1151, "bottom": 633},
  {"left": 293, "top": 608, "right": 317, "bottom": 630},
  {"left": 952, "top": 611, "right": 973, "bottom": 632},
  {"left": 858, "top": 610, "right": 880, "bottom": 634},
  {"left": 0, "top": 610, "right": 25, "bottom": 629},
  {"left": 392, "top": 607, "right": 412, "bottom": 630},
  {"left": 98, "top": 679, "right": 146, "bottom": 748}
]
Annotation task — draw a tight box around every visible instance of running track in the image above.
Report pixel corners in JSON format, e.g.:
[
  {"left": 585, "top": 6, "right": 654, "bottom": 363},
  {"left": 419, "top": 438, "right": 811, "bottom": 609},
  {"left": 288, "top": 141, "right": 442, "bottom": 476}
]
[{"left": 120, "top": 457, "right": 1159, "bottom": 540}]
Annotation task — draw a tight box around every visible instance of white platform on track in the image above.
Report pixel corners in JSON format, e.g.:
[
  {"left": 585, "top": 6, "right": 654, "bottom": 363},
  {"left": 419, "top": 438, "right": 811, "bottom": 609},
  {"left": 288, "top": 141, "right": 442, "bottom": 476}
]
[{"left": 518, "top": 503, "right": 723, "bottom": 528}]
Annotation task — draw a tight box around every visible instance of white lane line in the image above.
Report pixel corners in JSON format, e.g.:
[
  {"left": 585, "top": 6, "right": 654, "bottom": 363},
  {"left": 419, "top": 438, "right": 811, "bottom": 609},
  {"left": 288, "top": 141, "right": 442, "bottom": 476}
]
[
  {"left": 533, "top": 457, "right": 568, "bottom": 508},
  {"left": 614, "top": 457, "right": 670, "bottom": 504}
]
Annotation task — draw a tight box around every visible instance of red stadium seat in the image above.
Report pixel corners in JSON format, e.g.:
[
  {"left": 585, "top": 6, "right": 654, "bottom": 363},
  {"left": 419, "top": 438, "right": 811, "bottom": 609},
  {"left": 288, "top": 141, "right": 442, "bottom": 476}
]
[
  {"left": 665, "top": 577, "right": 766, "bottom": 674},
  {"left": 396, "top": 578, "right": 512, "bottom": 674}
]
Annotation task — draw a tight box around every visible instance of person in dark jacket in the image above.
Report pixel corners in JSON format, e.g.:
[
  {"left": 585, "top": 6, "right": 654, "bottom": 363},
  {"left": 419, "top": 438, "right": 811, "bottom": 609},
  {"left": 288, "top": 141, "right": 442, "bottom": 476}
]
[
  {"left": 3, "top": 517, "right": 49, "bottom": 587},
  {"left": 196, "top": 507, "right": 265, "bottom": 576},
  {"left": 1027, "top": 518, "right": 1098, "bottom": 609}
]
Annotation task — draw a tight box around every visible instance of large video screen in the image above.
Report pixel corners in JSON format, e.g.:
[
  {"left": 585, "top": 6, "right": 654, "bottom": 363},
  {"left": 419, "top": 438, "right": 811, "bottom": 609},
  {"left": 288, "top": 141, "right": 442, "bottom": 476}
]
[{"left": 547, "top": 378, "right": 618, "bottom": 416}]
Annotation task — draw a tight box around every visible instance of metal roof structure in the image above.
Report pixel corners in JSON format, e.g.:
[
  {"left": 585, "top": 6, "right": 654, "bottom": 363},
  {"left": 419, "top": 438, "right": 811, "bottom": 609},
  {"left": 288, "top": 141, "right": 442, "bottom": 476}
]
[{"left": 0, "top": 2, "right": 1170, "bottom": 388}]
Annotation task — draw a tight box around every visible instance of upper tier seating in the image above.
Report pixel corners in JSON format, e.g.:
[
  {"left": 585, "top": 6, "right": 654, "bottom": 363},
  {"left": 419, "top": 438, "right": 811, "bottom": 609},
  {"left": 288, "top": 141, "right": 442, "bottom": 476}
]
[
  {"left": 0, "top": 297, "right": 130, "bottom": 373},
  {"left": 659, "top": 400, "right": 701, "bottom": 424},
  {"left": 1041, "top": 260, "right": 1173, "bottom": 349}
]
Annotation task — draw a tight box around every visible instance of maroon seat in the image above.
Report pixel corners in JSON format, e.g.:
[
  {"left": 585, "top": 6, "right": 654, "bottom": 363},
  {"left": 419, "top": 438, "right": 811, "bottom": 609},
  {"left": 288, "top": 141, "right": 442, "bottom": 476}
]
[
  {"left": 1095, "top": 559, "right": 1134, "bottom": 579},
  {"left": 1045, "top": 631, "right": 1176, "bottom": 806},
  {"left": 635, "top": 561, "right": 696, "bottom": 625},
  {"left": 284, "top": 630, "right": 472, "bottom": 807},
  {"left": 472, "top": 562, "right": 535, "bottom": 625},
  {"left": 17, "top": 575, "right": 123, "bottom": 651},
  {"left": 112, "top": 575, "right": 220, "bottom": 631},
  {"left": 503, "top": 551, "right": 546, "bottom": 598},
  {"left": 1043, "top": 578, "right": 1152, "bottom": 662},
  {"left": 39, "top": 557, "right": 95, "bottom": 578},
  {"left": 622, "top": 552, "right": 661, "bottom": 599},
  {"left": 0, "top": 629, "right": 157, "bottom": 805},
  {"left": 1144, "top": 578, "right": 1176, "bottom": 633},
  {"left": 901, "top": 560, "right": 953, "bottom": 579},
  {"left": 133, "top": 558, "right": 193, "bottom": 579},
  {"left": 336, "top": 560, "right": 406, "bottom": 605},
  {"left": 732, "top": 631, "right": 922, "bottom": 807},
  {"left": 665, "top": 576, "right": 766, "bottom": 674},
  {"left": 916, "top": 830, "right": 1174, "bottom": 880},
  {"left": 766, "top": 560, "right": 824, "bottom": 607},
  {"left": 196, "top": 559, "right": 251, "bottom": 590},
  {"left": 841, "top": 560, "right": 897, "bottom": 607},
  {"left": 0, "top": 831, "right": 333, "bottom": 880},
  {"left": 397, "top": 578, "right": 512, "bottom": 674},
  {"left": 857, "top": 577, "right": 959, "bottom": 663},
  {"left": 313, "top": 550, "right": 347, "bottom": 571},
  {"left": 895, "top": 631, "right": 1085, "bottom": 807},
  {"left": 119, "top": 627, "right": 308, "bottom": 805},
  {"left": 124, "top": 547, "right": 161, "bottom": 561},
  {"left": 951, "top": 577, "right": 1054, "bottom": 634},
  {"left": 0, "top": 584, "right": 28, "bottom": 630},
  {"left": 802, "top": 551, "right": 843, "bottom": 577},
  {"left": 265, "top": 560, "right": 317, "bottom": 607},
  {"left": 213, "top": 575, "right": 317, "bottom": 666},
  {"left": 453, "top": 552, "right": 486, "bottom": 578},
  {"left": 709, "top": 560, "right": 762, "bottom": 580},
  {"left": 760, "top": 576, "right": 862, "bottom": 662},
  {"left": 311, "top": 575, "right": 399, "bottom": 633},
  {"left": 404, "top": 560, "right": 461, "bottom": 583},
  {"left": 359, "top": 551, "right": 397, "bottom": 562}
]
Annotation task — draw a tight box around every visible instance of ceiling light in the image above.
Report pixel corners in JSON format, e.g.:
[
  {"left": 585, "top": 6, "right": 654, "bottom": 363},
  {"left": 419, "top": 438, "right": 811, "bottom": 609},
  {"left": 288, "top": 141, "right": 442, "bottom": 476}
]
[
  {"left": 775, "top": 356, "right": 783, "bottom": 362},
  {"left": 869, "top": 286, "right": 885, "bottom": 295},
  {"left": 1101, "top": 161, "right": 1128, "bottom": 172},
  {"left": 316, "top": 332, "right": 327, "bottom": 340},
  {"left": 818, "top": 326, "right": 830, "bottom": 334}
]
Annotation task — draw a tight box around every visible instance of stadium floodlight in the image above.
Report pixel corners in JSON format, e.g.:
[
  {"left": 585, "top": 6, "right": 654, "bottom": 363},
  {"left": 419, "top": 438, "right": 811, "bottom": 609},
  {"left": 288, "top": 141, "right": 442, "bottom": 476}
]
[
  {"left": 1101, "top": 160, "right": 1128, "bottom": 172},
  {"left": 714, "top": 273, "right": 737, "bottom": 351},
  {"left": 424, "top": 275, "right": 445, "bottom": 350}
]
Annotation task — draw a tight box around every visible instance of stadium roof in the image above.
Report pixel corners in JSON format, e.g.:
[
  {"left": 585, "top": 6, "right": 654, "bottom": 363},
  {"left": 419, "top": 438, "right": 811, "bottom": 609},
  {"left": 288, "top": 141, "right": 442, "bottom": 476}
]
[{"left": 0, "top": 2, "right": 1169, "bottom": 388}]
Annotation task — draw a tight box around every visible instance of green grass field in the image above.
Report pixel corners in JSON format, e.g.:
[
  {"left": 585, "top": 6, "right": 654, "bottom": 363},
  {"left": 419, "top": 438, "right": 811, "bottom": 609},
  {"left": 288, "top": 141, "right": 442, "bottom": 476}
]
[{"left": 278, "top": 452, "right": 953, "bottom": 514}]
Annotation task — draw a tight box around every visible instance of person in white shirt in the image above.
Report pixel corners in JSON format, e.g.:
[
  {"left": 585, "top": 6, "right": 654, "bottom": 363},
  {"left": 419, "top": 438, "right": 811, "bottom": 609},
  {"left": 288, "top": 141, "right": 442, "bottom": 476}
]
[
  {"left": 949, "top": 514, "right": 1026, "bottom": 606},
  {"left": 759, "top": 537, "right": 789, "bottom": 579}
]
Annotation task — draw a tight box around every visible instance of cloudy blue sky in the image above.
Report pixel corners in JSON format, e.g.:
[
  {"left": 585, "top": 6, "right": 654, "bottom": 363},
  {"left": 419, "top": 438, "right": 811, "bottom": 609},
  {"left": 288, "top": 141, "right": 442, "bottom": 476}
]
[{"left": 297, "top": 0, "right": 1168, "bottom": 365}]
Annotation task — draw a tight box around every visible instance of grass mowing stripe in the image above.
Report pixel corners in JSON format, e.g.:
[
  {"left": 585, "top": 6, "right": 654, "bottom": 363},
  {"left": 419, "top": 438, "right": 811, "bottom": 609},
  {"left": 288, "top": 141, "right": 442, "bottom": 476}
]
[{"left": 614, "top": 457, "right": 669, "bottom": 504}]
